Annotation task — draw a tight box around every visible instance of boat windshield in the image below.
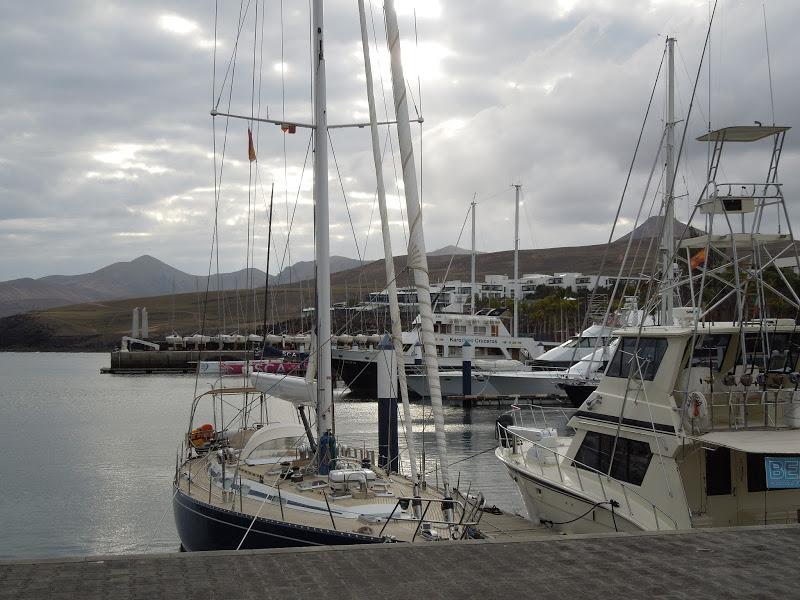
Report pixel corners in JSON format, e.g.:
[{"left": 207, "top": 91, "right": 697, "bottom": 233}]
[
  {"left": 735, "top": 332, "right": 800, "bottom": 372},
  {"left": 245, "top": 436, "right": 305, "bottom": 464},
  {"left": 605, "top": 337, "right": 668, "bottom": 381},
  {"left": 690, "top": 334, "right": 731, "bottom": 371}
]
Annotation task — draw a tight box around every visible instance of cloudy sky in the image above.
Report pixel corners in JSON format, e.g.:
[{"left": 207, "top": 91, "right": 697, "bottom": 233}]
[{"left": 2, "top": 0, "right": 799, "bottom": 281}]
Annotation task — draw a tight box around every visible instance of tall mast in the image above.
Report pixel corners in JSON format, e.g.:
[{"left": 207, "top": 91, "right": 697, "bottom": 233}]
[
  {"left": 312, "top": 0, "right": 333, "bottom": 437},
  {"left": 356, "top": 0, "right": 418, "bottom": 484},
  {"left": 659, "top": 37, "right": 676, "bottom": 326},
  {"left": 384, "top": 0, "right": 450, "bottom": 493},
  {"left": 470, "top": 198, "right": 476, "bottom": 314},
  {"left": 512, "top": 184, "right": 521, "bottom": 337}
]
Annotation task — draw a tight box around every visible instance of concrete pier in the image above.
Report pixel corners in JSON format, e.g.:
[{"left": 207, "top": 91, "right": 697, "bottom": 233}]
[
  {"left": 101, "top": 350, "right": 256, "bottom": 374},
  {"left": 1, "top": 525, "right": 797, "bottom": 599}
]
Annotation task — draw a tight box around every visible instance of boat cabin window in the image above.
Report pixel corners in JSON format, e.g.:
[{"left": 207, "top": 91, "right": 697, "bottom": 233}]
[
  {"left": 735, "top": 332, "right": 800, "bottom": 372},
  {"left": 474, "top": 326, "right": 487, "bottom": 335},
  {"left": 690, "top": 334, "right": 731, "bottom": 371},
  {"left": 454, "top": 325, "right": 466, "bottom": 335},
  {"left": 563, "top": 338, "right": 578, "bottom": 348},
  {"left": 705, "top": 447, "right": 731, "bottom": 496},
  {"left": 605, "top": 337, "right": 668, "bottom": 381},
  {"left": 746, "top": 453, "right": 800, "bottom": 492},
  {"left": 573, "top": 431, "right": 652, "bottom": 486}
]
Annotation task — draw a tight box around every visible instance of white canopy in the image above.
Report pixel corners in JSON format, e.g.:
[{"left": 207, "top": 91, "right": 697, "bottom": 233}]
[
  {"left": 696, "top": 429, "right": 800, "bottom": 454},
  {"left": 240, "top": 422, "right": 307, "bottom": 461},
  {"left": 250, "top": 372, "right": 316, "bottom": 408}
]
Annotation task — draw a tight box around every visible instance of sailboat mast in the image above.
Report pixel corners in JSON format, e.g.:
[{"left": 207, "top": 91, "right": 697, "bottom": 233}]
[
  {"left": 513, "top": 184, "right": 521, "bottom": 337},
  {"left": 471, "top": 199, "right": 476, "bottom": 315},
  {"left": 312, "top": 0, "right": 333, "bottom": 437},
  {"left": 659, "top": 37, "right": 676, "bottom": 325},
  {"left": 356, "top": 0, "right": 418, "bottom": 483},
  {"left": 384, "top": 0, "right": 451, "bottom": 493}
]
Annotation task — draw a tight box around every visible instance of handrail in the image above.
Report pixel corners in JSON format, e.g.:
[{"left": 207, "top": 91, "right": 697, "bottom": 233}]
[
  {"left": 676, "top": 388, "right": 797, "bottom": 433},
  {"left": 506, "top": 404, "right": 578, "bottom": 430},
  {"left": 377, "top": 496, "right": 479, "bottom": 540},
  {"left": 496, "top": 420, "right": 679, "bottom": 530}
]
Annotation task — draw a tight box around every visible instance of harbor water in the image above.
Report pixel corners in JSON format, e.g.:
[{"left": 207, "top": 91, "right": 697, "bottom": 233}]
[{"left": 0, "top": 352, "right": 530, "bottom": 559}]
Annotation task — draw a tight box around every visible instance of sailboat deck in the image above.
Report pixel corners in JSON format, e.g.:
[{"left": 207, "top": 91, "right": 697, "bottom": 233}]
[
  {"left": 178, "top": 455, "right": 553, "bottom": 544},
  {"left": 180, "top": 457, "right": 472, "bottom": 543}
]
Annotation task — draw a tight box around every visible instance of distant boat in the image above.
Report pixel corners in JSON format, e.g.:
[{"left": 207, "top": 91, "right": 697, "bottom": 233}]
[{"left": 333, "top": 308, "right": 544, "bottom": 397}]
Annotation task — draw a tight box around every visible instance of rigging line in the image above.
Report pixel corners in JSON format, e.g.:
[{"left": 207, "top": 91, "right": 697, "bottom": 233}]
[
  {"left": 196, "top": 2, "right": 224, "bottom": 399},
  {"left": 413, "top": 7, "right": 423, "bottom": 214},
  {"left": 212, "top": 0, "right": 218, "bottom": 108},
  {"left": 676, "top": 44, "right": 708, "bottom": 127},
  {"left": 432, "top": 205, "right": 472, "bottom": 309},
  {"left": 762, "top": 3, "right": 776, "bottom": 125},
  {"left": 327, "top": 131, "right": 368, "bottom": 333},
  {"left": 250, "top": 0, "right": 267, "bottom": 324},
  {"left": 360, "top": 129, "right": 395, "bottom": 260},
  {"left": 261, "top": 183, "right": 275, "bottom": 336},
  {"left": 275, "top": 131, "right": 314, "bottom": 280},
  {"left": 280, "top": 0, "right": 291, "bottom": 284},
  {"left": 245, "top": 0, "right": 259, "bottom": 331},
  {"left": 327, "top": 131, "right": 364, "bottom": 263},
  {"left": 576, "top": 43, "right": 666, "bottom": 343},
  {"left": 211, "top": 0, "right": 249, "bottom": 337},
  {"left": 667, "top": 1, "right": 719, "bottom": 255},
  {"left": 370, "top": 0, "right": 407, "bottom": 248},
  {"left": 413, "top": 7, "right": 422, "bottom": 118},
  {"left": 215, "top": 0, "right": 254, "bottom": 110},
  {"left": 627, "top": 169, "right": 666, "bottom": 302}
]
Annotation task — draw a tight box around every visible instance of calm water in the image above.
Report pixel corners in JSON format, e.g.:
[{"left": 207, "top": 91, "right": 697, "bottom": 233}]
[{"left": 0, "top": 352, "right": 527, "bottom": 559}]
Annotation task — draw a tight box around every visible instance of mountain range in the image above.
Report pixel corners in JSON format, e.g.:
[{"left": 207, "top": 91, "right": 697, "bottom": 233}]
[{"left": 0, "top": 246, "right": 470, "bottom": 318}]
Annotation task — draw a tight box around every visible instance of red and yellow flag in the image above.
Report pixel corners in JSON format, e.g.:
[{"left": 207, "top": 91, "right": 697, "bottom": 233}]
[
  {"left": 247, "top": 128, "right": 257, "bottom": 162},
  {"left": 690, "top": 248, "right": 706, "bottom": 271}
]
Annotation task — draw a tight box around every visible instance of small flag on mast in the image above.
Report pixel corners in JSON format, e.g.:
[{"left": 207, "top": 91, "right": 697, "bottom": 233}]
[
  {"left": 689, "top": 248, "right": 706, "bottom": 271},
  {"left": 247, "top": 128, "right": 257, "bottom": 162},
  {"left": 280, "top": 123, "right": 297, "bottom": 134}
]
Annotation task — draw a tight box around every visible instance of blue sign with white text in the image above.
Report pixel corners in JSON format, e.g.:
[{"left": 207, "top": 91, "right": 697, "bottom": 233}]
[{"left": 765, "top": 456, "right": 800, "bottom": 489}]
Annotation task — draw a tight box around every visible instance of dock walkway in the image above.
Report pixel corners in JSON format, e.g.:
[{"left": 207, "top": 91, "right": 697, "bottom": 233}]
[{"left": 1, "top": 525, "right": 797, "bottom": 599}]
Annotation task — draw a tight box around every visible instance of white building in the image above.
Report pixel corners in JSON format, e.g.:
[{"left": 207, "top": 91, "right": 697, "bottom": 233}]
[{"left": 361, "top": 272, "right": 644, "bottom": 310}]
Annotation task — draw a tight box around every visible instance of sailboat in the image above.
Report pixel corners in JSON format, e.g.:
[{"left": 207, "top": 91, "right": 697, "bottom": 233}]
[
  {"left": 496, "top": 36, "right": 800, "bottom": 532},
  {"left": 172, "top": 0, "right": 487, "bottom": 550}
]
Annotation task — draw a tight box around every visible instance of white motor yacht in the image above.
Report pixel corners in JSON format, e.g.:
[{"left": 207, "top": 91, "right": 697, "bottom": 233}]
[
  {"left": 333, "top": 309, "right": 544, "bottom": 396},
  {"left": 497, "top": 71, "right": 800, "bottom": 534}
]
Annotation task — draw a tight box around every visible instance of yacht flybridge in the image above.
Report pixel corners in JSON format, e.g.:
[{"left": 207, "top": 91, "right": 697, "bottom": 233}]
[{"left": 497, "top": 38, "right": 800, "bottom": 533}]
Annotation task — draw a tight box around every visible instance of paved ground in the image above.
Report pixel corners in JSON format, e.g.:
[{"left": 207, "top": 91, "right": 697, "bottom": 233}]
[{"left": 1, "top": 525, "right": 798, "bottom": 599}]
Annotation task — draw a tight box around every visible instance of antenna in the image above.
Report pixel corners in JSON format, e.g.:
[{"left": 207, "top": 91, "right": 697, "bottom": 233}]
[{"left": 762, "top": 3, "right": 776, "bottom": 125}]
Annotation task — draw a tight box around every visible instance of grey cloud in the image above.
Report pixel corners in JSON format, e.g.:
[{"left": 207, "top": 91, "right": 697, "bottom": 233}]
[{"left": 1, "top": 0, "right": 799, "bottom": 281}]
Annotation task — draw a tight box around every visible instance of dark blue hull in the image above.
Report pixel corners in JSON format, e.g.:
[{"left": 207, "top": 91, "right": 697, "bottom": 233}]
[{"left": 172, "top": 486, "right": 387, "bottom": 551}]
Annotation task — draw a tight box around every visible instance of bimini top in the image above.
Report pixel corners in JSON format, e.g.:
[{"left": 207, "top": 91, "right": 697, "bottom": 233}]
[
  {"left": 696, "top": 429, "right": 800, "bottom": 454},
  {"left": 697, "top": 125, "right": 790, "bottom": 143}
]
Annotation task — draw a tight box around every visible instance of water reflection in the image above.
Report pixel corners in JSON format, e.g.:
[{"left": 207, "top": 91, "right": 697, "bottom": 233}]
[{"left": 0, "top": 353, "right": 526, "bottom": 559}]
